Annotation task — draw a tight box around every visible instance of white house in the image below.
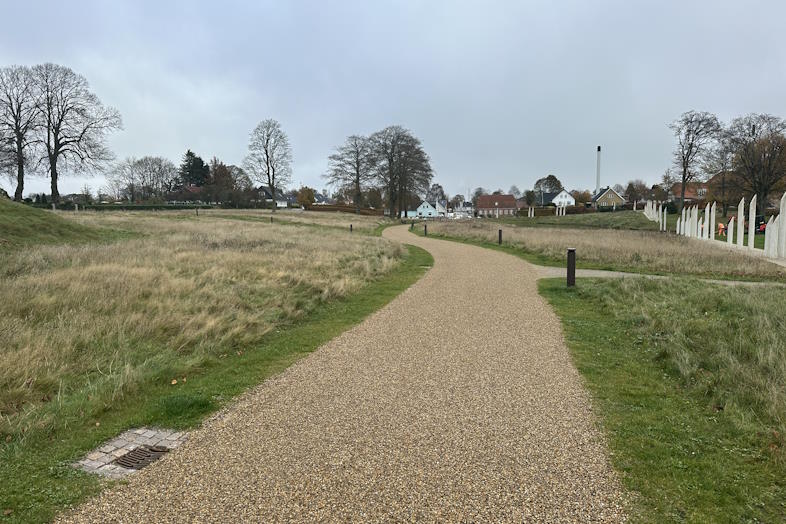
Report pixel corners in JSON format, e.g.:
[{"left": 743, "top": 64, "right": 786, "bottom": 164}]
[
  {"left": 416, "top": 200, "right": 447, "bottom": 218},
  {"left": 550, "top": 189, "right": 575, "bottom": 207}
]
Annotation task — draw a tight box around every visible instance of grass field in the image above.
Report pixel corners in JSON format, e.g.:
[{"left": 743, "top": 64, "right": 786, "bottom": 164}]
[
  {"left": 541, "top": 278, "right": 786, "bottom": 521},
  {"left": 0, "top": 208, "right": 430, "bottom": 523},
  {"left": 497, "top": 209, "right": 658, "bottom": 230},
  {"left": 418, "top": 220, "right": 784, "bottom": 280}
]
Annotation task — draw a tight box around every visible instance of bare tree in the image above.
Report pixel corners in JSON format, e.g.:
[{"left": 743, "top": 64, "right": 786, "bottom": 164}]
[
  {"left": 728, "top": 113, "right": 786, "bottom": 215},
  {"left": 243, "top": 119, "right": 292, "bottom": 212},
  {"left": 0, "top": 65, "right": 40, "bottom": 201},
  {"left": 508, "top": 185, "right": 521, "bottom": 198},
  {"left": 369, "top": 126, "right": 433, "bottom": 217},
  {"left": 108, "top": 156, "right": 178, "bottom": 201},
  {"left": 623, "top": 179, "right": 648, "bottom": 202},
  {"left": 702, "top": 125, "right": 736, "bottom": 216},
  {"left": 425, "top": 183, "right": 446, "bottom": 203},
  {"left": 32, "top": 63, "right": 122, "bottom": 203},
  {"left": 324, "top": 134, "right": 373, "bottom": 213},
  {"left": 669, "top": 110, "right": 720, "bottom": 212}
]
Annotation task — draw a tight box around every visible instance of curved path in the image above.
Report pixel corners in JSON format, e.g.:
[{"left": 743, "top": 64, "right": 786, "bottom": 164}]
[{"left": 60, "top": 225, "right": 627, "bottom": 522}]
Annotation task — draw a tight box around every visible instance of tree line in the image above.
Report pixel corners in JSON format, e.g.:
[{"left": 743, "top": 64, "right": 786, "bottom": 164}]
[
  {"left": 668, "top": 110, "right": 786, "bottom": 215},
  {"left": 0, "top": 64, "right": 122, "bottom": 202},
  {"left": 323, "top": 125, "right": 433, "bottom": 216}
]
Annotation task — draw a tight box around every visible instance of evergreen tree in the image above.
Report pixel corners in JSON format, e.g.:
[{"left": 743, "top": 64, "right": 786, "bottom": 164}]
[{"left": 178, "top": 150, "right": 210, "bottom": 187}]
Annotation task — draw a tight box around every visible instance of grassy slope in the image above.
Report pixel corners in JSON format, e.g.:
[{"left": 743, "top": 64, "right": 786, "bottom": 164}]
[
  {"left": 0, "top": 199, "right": 126, "bottom": 249},
  {"left": 413, "top": 225, "right": 784, "bottom": 281},
  {"left": 0, "top": 240, "right": 432, "bottom": 523},
  {"left": 496, "top": 210, "right": 658, "bottom": 230},
  {"left": 540, "top": 278, "right": 786, "bottom": 522}
]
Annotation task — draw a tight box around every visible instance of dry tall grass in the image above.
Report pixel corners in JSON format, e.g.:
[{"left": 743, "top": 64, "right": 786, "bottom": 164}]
[
  {"left": 427, "top": 220, "right": 785, "bottom": 280},
  {"left": 0, "top": 213, "right": 402, "bottom": 437},
  {"left": 203, "top": 208, "right": 390, "bottom": 232}
]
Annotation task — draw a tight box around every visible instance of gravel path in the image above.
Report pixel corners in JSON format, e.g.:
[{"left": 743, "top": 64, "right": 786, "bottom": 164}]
[{"left": 59, "top": 225, "right": 627, "bottom": 523}]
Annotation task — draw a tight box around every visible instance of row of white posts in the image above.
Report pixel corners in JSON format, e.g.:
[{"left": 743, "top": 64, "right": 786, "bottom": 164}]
[
  {"left": 643, "top": 200, "right": 667, "bottom": 232},
  {"left": 525, "top": 205, "right": 567, "bottom": 218},
  {"left": 644, "top": 193, "right": 786, "bottom": 260}
]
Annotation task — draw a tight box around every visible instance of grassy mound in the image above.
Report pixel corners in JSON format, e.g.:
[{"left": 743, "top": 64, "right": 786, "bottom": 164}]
[
  {"left": 498, "top": 210, "right": 658, "bottom": 230},
  {"left": 0, "top": 199, "right": 110, "bottom": 249}
]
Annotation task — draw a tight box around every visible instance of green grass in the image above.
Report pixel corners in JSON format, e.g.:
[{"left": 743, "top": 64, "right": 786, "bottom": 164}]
[
  {"left": 0, "top": 244, "right": 432, "bottom": 523},
  {"left": 0, "top": 199, "right": 129, "bottom": 249},
  {"left": 495, "top": 210, "right": 658, "bottom": 230},
  {"left": 540, "top": 277, "right": 786, "bottom": 522}
]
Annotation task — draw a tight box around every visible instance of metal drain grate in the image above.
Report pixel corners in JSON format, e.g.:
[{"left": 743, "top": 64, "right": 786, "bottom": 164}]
[{"left": 112, "top": 445, "right": 169, "bottom": 470}]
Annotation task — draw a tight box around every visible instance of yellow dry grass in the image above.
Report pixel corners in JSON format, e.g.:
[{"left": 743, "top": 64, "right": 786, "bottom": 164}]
[
  {"left": 0, "top": 212, "right": 402, "bottom": 436},
  {"left": 426, "top": 220, "right": 785, "bottom": 280}
]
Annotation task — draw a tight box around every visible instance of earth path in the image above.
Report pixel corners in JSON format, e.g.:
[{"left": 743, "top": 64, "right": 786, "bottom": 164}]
[{"left": 60, "top": 225, "right": 627, "bottom": 523}]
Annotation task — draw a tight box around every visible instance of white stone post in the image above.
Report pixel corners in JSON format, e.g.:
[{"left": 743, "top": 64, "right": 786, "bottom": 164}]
[
  {"left": 736, "top": 197, "right": 745, "bottom": 248},
  {"left": 710, "top": 202, "right": 716, "bottom": 241},
  {"left": 748, "top": 195, "right": 757, "bottom": 249},
  {"left": 727, "top": 217, "right": 734, "bottom": 245},
  {"left": 633, "top": 201, "right": 637, "bottom": 211},
  {"left": 676, "top": 217, "right": 681, "bottom": 234},
  {"left": 681, "top": 207, "right": 686, "bottom": 235},
  {"left": 703, "top": 203, "right": 709, "bottom": 239},
  {"left": 662, "top": 206, "right": 667, "bottom": 232},
  {"left": 779, "top": 194, "right": 786, "bottom": 258}
]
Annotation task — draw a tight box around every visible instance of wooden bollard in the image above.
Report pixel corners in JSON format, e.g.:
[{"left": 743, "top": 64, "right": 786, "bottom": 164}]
[
  {"left": 498, "top": 229, "right": 502, "bottom": 245},
  {"left": 567, "top": 248, "right": 576, "bottom": 287},
  {"left": 350, "top": 224, "right": 353, "bottom": 233},
  {"left": 424, "top": 224, "right": 427, "bottom": 236}
]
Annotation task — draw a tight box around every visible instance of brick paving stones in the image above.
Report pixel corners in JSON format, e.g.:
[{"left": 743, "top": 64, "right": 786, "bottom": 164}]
[{"left": 74, "top": 427, "right": 188, "bottom": 479}]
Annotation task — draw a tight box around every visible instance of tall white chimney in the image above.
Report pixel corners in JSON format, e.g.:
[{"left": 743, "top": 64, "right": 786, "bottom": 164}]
[{"left": 595, "top": 146, "right": 601, "bottom": 195}]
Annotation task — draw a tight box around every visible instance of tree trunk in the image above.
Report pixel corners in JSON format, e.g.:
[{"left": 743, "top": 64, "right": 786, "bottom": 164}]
[
  {"left": 354, "top": 176, "right": 361, "bottom": 214},
  {"left": 50, "top": 157, "right": 60, "bottom": 203},
  {"left": 14, "top": 140, "right": 24, "bottom": 201},
  {"left": 269, "top": 182, "right": 276, "bottom": 213}
]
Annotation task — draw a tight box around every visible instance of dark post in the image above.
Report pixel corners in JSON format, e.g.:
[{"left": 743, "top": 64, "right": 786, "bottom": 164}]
[
  {"left": 498, "top": 229, "right": 502, "bottom": 245},
  {"left": 196, "top": 207, "right": 199, "bottom": 216},
  {"left": 424, "top": 224, "right": 427, "bottom": 236},
  {"left": 350, "top": 224, "right": 353, "bottom": 233},
  {"left": 567, "top": 248, "right": 576, "bottom": 287},
  {"left": 270, "top": 216, "right": 273, "bottom": 223}
]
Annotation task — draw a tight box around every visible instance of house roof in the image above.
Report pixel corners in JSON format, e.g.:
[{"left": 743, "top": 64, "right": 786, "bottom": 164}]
[
  {"left": 669, "top": 182, "right": 707, "bottom": 200},
  {"left": 476, "top": 194, "right": 517, "bottom": 209},
  {"left": 592, "top": 186, "right": 624, "bottom": 203}
]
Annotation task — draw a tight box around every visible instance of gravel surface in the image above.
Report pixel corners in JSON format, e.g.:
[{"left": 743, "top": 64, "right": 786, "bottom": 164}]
[{"left": 59, "top": 225, "right": 627, "bottom": 523}]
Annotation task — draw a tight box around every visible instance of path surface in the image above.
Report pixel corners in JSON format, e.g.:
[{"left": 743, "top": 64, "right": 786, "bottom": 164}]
[{"left": 60, "top": 225, "right": 627, "bottom": 523}]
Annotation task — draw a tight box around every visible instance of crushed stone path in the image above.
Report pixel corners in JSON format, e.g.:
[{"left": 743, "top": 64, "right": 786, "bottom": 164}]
[{"left": 59, "top": 225, "right": 627, "bottom": 523}]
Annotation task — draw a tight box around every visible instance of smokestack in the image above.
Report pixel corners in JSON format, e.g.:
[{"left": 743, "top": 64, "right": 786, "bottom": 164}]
[{"left": 595, "top": 146, "right": 601, "bottom": 195}]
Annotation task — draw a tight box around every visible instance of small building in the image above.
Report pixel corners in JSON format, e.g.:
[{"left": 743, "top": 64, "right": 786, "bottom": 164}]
[
  {"left": 668, "top": 182, "right": 707, "bottom": 204},
  {"left": 592, "top": 187, "right": 625, "bottom": 208},
  {"left": 476, "top": 194, "right": 517, "bottom": 217},
  {"left": 545, "top": 189, "right": 575, "bottom": 207},
  {"left": 416, "top": 200, "right": 447, "bottom": 218}
]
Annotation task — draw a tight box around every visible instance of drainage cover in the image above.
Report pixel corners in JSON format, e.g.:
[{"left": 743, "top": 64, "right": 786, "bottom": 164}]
[{"left": 112, "top": 445, "right": 169, "bottom": 470}]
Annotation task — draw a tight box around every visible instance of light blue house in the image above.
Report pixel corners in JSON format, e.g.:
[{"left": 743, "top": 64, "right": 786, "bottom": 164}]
[{"left": 416, "top": 200, "right": 447, "bottom": 218}]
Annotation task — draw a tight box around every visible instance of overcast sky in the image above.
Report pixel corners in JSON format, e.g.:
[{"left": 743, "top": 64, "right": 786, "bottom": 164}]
[{"left": 3, "top": 0, "right": 786, "bottom": 199}]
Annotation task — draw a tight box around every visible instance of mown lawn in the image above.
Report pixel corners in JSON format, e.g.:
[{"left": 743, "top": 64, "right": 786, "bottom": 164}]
[
  {"left": 540, "top": 277, "right": 786, "bottom": 522},
  {"left": 0, "top": 211, "right": 431, "bottom": 523}
]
